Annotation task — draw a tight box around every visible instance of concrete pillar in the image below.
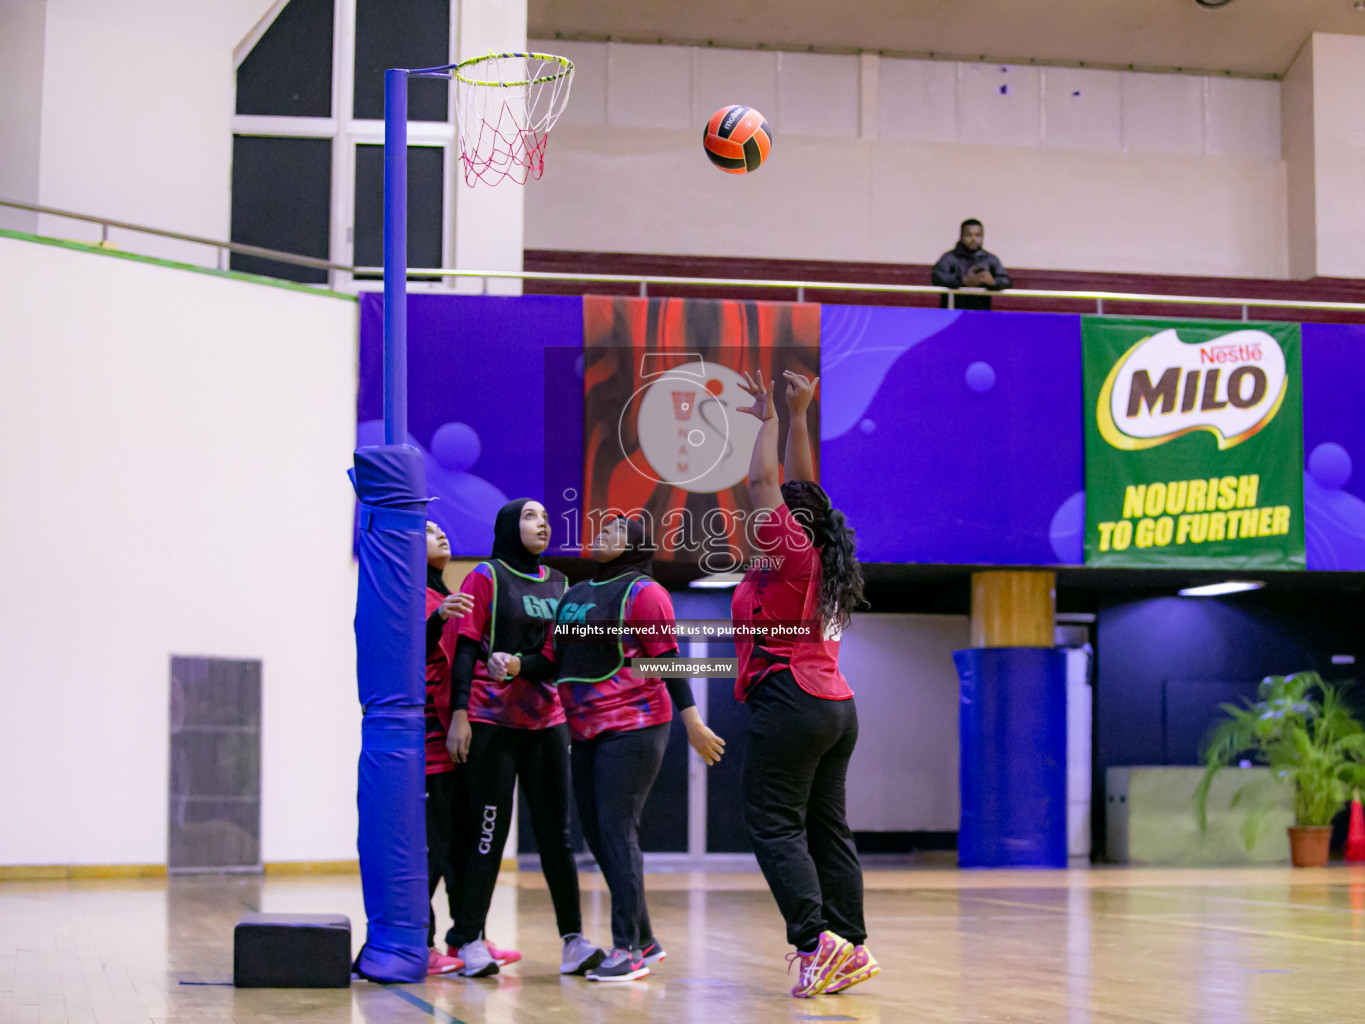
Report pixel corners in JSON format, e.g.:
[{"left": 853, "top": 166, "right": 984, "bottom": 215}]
[
  {"left": 858, "top": 53, "right": 879, "bottom": 141},
  {"left": 1282, "top": 34, "right": 1365, "bottom": 280},
  {"left": 1281, "top": 38, "right": 1316, "bottom": 280}
]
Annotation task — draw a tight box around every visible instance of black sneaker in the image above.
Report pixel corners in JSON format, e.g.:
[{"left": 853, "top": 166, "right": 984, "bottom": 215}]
[
  {"left": 585, "top": 948, "right": 649, "bottom": 983},
  {"left": 640, "top": 939, "right": 667, "bottom": 965}
]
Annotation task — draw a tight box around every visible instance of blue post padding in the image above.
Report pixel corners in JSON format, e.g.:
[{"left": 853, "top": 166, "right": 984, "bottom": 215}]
[
  {"left": 351, "top": 444, "right": 428, "bottom": 982},
  {"left": 953, "top": 647, "right": 1068, "bottom": 868}
]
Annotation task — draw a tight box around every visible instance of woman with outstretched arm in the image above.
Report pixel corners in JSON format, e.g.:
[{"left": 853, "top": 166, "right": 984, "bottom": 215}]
[{"left": 732, "top": 370, "right": 879, "bottom": 999}]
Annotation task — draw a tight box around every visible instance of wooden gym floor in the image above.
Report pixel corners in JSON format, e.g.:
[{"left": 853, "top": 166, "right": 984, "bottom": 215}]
[{"left": 3, "top": 864, "right": 1365, "bottom": 1024}]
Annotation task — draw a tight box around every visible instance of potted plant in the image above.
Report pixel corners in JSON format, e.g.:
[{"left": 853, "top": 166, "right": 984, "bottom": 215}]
[{"left": 1194, "top": 671, "right": 1365, "bottom": 867}]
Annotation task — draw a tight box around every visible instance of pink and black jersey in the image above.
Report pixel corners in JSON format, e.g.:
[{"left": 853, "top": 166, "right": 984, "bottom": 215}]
[
  {"left": 456, "top": 560, "right": 567, "bottom": 730},
  {"left": 424, "top": 584, "right": 458, "bottom": 774},
  {"left": 553, "top": 574, "right": 681, "bottom": 741},
  {"left": 732, "top": 502, "right": 851, "bottom": 702}
]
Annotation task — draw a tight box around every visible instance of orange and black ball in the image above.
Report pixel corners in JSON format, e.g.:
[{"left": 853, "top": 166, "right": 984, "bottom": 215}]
[{"left": 703, "top": 105, "right": 773, "bottom": 174}]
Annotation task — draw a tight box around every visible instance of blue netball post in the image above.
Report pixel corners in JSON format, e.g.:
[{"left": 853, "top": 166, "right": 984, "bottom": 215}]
[
  {"left": 352, "top": 56, "right": 575, "bottom": 983},
  {"left": 349, "top": 65, "right": 426, "bottom": 984}
]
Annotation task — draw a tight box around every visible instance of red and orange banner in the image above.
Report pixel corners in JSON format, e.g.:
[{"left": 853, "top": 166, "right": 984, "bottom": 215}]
[{"left": 581, "top": 296, "right": 820, "bottom": 569}]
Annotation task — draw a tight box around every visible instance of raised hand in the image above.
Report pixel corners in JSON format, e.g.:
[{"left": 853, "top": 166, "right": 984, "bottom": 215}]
[
  {"left": 783, "top": 370, "right": 819, "bottom": 415},
  {"left": 736, "top": 370, "right": 777, "bottom": 422}
]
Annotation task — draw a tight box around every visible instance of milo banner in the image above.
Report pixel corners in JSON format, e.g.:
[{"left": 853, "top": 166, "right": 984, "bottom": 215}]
[{"left": 1083, "top": 317, "right": 1305, "bottom": 568}]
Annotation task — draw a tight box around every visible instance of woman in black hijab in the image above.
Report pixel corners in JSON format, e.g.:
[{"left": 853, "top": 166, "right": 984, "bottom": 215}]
[
  {"left": 444, "top": 499, "right": 605, "bottom": 978},
  {"left": 495, "top": 515, "right": 725, "bottom": 982}
]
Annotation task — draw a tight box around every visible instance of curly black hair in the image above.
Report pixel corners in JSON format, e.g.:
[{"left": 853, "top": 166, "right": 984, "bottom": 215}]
[{"left": 780, "top": 479, "right": 865, "bottom": 632}]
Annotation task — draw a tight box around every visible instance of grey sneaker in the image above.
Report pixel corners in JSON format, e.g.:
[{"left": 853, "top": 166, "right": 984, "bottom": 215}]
[
  {"left": 559, "top": 933, "right": 606, "bottom": 975},
  {"left": 457, "top": 939, "right": 500, "bottom": 978},
  {"left": 586, "top": 948, "right": 649, "bottom": 983}
]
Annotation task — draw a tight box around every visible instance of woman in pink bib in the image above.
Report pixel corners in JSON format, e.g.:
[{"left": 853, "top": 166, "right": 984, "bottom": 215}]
[{"left": 733, "top": 370, "right": 880, "bottom": 999}]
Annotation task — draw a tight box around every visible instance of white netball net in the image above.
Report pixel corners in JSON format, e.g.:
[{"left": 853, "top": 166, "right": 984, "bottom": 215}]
[{"left": 452, "top": 52, "right": 574, "bottom": 187}]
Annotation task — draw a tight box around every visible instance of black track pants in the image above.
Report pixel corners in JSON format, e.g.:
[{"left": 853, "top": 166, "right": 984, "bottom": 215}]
[
  {"left": 454, "top": 722, "right": 582, "bottom": 945},
  {"left": 742, "top": 670, "right": 866, "bottom": 951},
  {"left": 571, "top": 723, "right": 670, "bottom": 951}
]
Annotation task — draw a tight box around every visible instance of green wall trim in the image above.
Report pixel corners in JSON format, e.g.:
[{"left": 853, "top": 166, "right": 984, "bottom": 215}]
[{"left": 0, "top": 227, "right": 357, "bottom": 302}]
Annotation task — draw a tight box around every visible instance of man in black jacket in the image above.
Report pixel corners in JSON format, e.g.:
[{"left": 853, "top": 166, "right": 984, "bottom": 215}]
[{"left": 931, "top": 219, "right": 1013, "bottom": 310}]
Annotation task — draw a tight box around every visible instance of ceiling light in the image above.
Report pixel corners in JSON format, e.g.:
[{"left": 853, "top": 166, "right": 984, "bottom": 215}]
[
  {"left": 1178, "top": 581, "right": 1265, "bottom": 597},
  {"left": 689, "top": 573, "right": 743, "bottom": 589}
]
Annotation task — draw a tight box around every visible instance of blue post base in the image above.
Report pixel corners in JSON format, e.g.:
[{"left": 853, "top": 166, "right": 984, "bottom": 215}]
[
  {"left": 350, "top": 444, "right": 428, "bottom": 983},
  {"left": 953, "top": 646, "right": 1068, "bottom": 868}
]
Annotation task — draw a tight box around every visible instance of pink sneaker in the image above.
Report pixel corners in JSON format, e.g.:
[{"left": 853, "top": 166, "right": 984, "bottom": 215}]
[
  {"left": 824, "top": 944, "right": 880, "bottom": 994},
  {"left": 448, "top": 940, "right": 521, "bottom": 967},
  {"left": 427, "top": 948, "right": 464, "bottom": 975},
  {"left": 486, "top": 939, "right": 522, "bottom": 966},
  {"left": 786, "top": 931, "right": 854, "bottom": 998}
]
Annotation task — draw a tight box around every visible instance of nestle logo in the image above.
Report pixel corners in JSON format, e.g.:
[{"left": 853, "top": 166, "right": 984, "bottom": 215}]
[{"left": 1199, "top": 342, "right": 1262, "bottom": 365}]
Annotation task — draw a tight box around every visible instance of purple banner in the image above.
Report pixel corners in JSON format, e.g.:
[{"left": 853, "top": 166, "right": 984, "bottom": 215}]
[
  {"left": 357, "top": 296, "right": 1363, "bottom": 570},
  {"left": 821, "top": 306, "right": 1084, "bottom": 565},
  {"left": 1302, "top": 323, "right": 1365, "bottom": 570},
  {"left": 358, "top": 294, "right": 583, "bottom": 555}
]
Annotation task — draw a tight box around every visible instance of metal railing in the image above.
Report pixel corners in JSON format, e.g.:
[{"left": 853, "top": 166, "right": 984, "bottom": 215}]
[
  {"left": 0, "top": 197, "right": 350, "bottom": 275},
  {"left": 350, "top": 266, "right": 1365, "bottom": 320},
  {"left": 6, "top": 196, "right": 1365, "bottom": 317}
]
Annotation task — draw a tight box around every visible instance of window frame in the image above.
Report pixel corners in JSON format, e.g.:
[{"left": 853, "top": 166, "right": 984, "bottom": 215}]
[
  {"left": 347, "top": 136, "right": 455, "bottom": 280},
  {"left": 231, "top": 0, "right": 459, "bottom": 289}
]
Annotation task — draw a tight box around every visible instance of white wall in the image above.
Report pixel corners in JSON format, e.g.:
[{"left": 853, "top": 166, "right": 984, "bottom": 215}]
[
  {"left": 527, "top": 41, "right": 1288, "bottom": 278},
  {"left": 1065, "top": 646, "right": 1093, "bottom": 860},
  {"left": 839, "top": 614, "right": 969, "bottom": 832},
  {"left": 0, "top": 12, "right": 1298, "bottom": 280},
  {"left": 0, "top": 0, "right": 47, "bottom": 234},
  {"left": 33, "top": 0, "right": 276, "bottom": 262},
  {"left": 0, "top": 236, "right": 359, "bottom": 865}
]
